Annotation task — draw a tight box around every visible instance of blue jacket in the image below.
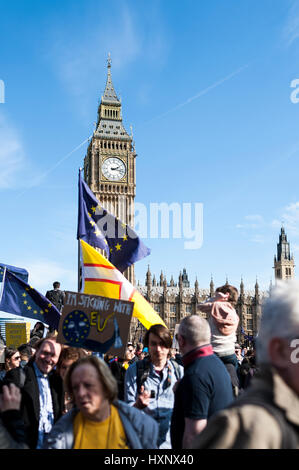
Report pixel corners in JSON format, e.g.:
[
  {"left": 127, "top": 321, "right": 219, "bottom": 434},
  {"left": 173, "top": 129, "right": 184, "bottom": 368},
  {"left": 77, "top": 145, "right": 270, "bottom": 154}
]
[
  {"left": 124, "top": 359, "right": 183, "bottom": 449},
  {"left": 42, "top": 400, "right": 158, "bottom": 449}
]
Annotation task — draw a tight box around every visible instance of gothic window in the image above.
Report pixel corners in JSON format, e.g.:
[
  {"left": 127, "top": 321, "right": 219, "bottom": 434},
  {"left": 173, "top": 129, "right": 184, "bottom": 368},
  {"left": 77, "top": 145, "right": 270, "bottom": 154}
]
[
  {"left": 169, "top": 317, "right": 176, "bottom": 330},
  {"left": 277, "top": 269, "right": 281, "bottom": 278},
  {"left": 170, "top": 304, "right": 177, "bottom": 314},
  {"left": 154, "top": 304, "right": 160, "bottom": 313},
  {"left": 186, "top": 305, "right": 192, "bottom": 314},
  {"left": 247, "top": 318, "right": 253, "bottom": 330}
]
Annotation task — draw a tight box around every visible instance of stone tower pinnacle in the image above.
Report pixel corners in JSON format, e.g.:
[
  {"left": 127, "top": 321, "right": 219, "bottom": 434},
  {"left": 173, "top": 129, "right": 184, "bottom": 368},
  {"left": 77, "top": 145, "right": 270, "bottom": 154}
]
[{"left": 274, "top": 226, "right": 295, "bottom": 281}]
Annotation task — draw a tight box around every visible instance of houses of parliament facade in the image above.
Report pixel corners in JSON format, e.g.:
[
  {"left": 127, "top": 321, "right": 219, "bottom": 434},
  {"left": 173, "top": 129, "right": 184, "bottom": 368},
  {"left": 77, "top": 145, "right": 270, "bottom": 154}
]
[{"left": 83, "top": 57, "right": 295, "bottom": 345}]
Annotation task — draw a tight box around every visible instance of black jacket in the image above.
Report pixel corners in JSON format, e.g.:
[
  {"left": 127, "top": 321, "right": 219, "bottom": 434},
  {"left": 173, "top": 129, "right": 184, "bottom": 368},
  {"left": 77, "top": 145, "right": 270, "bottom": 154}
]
[
  {"left": 4, "top": 360, "right": 64, "bottom": 449},
  {"left": 0, "top": 410, "right": 28, "bottom": 449}
]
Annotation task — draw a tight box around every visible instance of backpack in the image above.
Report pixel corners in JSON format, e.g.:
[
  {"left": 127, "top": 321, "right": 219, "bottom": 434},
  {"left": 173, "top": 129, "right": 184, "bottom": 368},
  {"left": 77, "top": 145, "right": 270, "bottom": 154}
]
[{"left": 136, "top": 357, "right": 182, "bottom": 394}]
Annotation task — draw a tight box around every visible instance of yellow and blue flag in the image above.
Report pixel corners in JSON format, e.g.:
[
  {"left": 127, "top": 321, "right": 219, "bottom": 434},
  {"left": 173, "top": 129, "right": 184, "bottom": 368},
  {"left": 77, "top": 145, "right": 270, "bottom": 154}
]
[
  {"left": 77, "top": 169, "right": 150, "bottom": 272},
  {"left": 0, "top": 270, "right": 61, "bottom": 330},
  {"left": 80, "top": 239, "right": 166, "bottom": 330}
]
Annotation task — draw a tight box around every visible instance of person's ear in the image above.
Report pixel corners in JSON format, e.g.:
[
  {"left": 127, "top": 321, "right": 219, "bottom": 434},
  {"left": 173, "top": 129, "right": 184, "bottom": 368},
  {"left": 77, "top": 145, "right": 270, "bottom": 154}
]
[{"left": 268, "top": 337, "right": 290, "bottom": 368}]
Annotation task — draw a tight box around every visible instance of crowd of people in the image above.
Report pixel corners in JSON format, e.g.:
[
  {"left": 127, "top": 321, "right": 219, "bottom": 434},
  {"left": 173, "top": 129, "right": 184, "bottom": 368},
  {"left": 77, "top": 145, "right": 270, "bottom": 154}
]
[{"left": 0, "top": 279, "right": 298, "bottom": 449}]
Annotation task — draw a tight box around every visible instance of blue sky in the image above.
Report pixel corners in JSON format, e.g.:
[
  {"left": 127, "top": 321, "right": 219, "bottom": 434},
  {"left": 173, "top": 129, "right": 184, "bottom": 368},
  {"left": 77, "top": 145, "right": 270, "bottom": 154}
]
[{"left": 1, "top": 0, "right": 299, "bottom": 311}]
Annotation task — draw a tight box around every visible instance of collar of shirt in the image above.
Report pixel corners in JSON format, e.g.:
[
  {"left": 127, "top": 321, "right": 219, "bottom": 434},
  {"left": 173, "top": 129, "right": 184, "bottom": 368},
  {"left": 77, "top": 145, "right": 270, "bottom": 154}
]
[
  {"left": 33, "top": 362, "right": 48, "bottom": 378},
  {"left": 182, "top": 344, "right": 214, "bottom": 368}
]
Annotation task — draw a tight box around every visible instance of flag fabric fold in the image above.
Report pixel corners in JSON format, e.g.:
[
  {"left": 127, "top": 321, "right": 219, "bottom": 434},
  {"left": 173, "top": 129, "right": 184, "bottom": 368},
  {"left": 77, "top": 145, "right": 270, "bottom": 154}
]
[
  {"left": 80, "top": 239, "right": 166, "bottom": 330},
  {"left": 77, "top": 169, "right": 150, "bottom": 272},
  {"left": 0, "top": 270, "right": 61, "bottom": 330},
  {"left": 0, "top": 263, "right": 29, "bottom": 283}
]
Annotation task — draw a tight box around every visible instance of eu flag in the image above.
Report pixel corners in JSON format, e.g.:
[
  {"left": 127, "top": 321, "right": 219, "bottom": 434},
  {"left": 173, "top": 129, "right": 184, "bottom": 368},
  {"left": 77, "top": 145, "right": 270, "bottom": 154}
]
[
  {"left": 77, "top": 169, "right": 150, "bottom": 272},
  {"left": 0, "top": 263, "right": 29, "bottom": 283},
  {"left": 0, "top": 270, "right": 61, "bottom": 330},
  {"left": 0, "top": 266, "right": 5, "bottom": 283}
]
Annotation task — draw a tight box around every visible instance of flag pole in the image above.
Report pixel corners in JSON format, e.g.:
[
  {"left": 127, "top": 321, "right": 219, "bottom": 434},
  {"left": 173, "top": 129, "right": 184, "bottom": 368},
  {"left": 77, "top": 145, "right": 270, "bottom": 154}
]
[
  {"left": 78, "top": 167, "right": 83, "bottom": 292},
  {"left": 0, "top": 266, "right": 7, "bottom": 303},
  {"left": 78, "top": 240, "right": 81, "bottom": 292}
]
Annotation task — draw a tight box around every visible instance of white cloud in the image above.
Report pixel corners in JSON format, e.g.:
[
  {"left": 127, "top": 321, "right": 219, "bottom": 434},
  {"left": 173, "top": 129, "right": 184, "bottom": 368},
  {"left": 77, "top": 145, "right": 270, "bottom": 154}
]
[
  {"left": 0, "top": 113, "right": 42, "bottom": 190},
  {"left": 46, "top": 3, "right": 169, "bottom": 115},
  {"left": 283, "top": 1, "right": 299, "bottom": 46},
  {"left": 249, "top": 234, "right": 265, "bottom": 244},
  {"left": 48, "top": 6, "right": 142, "bottom": 104},
  {"left": 292, "top": 243, "right": 299, "bottom": 252},
  {"left": 0, "top": 114, "right": 26, "bottom": 189},
  {"left": 22, "top": 259, "right": 77, "bottom": 294},
  {"left": 277, "top": 201, "right": 299, "bottom": 236},
  {"left": 236, "top": 214, "right": 264, "bottom": 229}
]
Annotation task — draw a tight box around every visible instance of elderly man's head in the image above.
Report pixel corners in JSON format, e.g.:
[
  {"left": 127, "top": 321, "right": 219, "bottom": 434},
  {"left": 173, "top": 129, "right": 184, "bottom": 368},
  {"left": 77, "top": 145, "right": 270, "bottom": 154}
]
[
  {"left": 257, "top": 280, "right": 299, "bottom": 395},
  {"left": 178, "top": 315, "right": 211, "bottom": 354}
]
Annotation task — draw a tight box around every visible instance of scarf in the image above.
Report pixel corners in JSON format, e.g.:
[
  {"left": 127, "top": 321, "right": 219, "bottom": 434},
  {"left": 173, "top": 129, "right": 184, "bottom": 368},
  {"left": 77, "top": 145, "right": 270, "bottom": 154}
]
[
  {"left": 182, "top": 344, "right": 214, "bottom": 368},
  {"left": 198, "top": 292, "right": 239, "bottom": 336}
]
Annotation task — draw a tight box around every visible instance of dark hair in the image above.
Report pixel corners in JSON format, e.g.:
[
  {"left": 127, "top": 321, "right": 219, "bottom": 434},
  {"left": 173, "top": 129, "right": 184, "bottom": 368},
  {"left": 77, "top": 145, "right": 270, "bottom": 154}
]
[
  {"left": 143, "top": 324, "right": 172, "bottom": 349},
  {"left": 30, "top": 322, "right": 45, "bottom": 339},
  {"left": 18, "top": 344, "right": 33, "bottom": 357},
  {"left": 53, "top": 281, "right": 60, "bottom": 288},
  {"left": 4, "top": 347, "right": 18, "bottom": 361},
  {"left": 216, "top": 284, "right": 239, "bottom": 306}
]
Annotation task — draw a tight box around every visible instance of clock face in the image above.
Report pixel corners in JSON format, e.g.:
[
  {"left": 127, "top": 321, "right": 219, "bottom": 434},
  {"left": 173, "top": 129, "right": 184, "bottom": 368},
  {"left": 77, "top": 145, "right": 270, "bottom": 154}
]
[{"left": 102, "top": 157, "right": 126, "bottom": 181}]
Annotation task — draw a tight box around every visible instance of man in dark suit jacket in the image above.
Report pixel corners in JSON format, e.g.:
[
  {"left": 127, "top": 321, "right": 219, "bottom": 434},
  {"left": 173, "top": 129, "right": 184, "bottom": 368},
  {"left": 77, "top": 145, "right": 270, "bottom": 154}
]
[
  {"left": 45, "top": 282, "right": 65, "bottom": 313},
  {"left": 4, "top": 337, "right": 63, "bottom": 449}
]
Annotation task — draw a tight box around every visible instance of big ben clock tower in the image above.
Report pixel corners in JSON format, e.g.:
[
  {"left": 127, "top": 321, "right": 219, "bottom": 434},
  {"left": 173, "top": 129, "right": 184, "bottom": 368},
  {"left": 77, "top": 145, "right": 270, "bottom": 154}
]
[{"left": 84, "top": 55, "right": 136, "bottom": 284}]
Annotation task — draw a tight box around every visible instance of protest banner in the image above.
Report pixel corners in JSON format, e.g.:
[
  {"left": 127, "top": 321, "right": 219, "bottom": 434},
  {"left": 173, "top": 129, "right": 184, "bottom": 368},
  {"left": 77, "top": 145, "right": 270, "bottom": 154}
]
[
  {"left": 5, "top": 322, "right": 30, "bottom": 349},
  {"left": 57, "top": 291, "right": 134, "bottom": 357}
]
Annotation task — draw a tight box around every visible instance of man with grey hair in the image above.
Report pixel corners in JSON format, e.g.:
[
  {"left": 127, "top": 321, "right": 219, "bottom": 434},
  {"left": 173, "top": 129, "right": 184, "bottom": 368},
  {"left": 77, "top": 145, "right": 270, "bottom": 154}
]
[
  {"left": 192, "top": 280, "right": 299, "bottom": 449},
  {"left": 170, "top": 315, "right": 233, "bottom": 449}
]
